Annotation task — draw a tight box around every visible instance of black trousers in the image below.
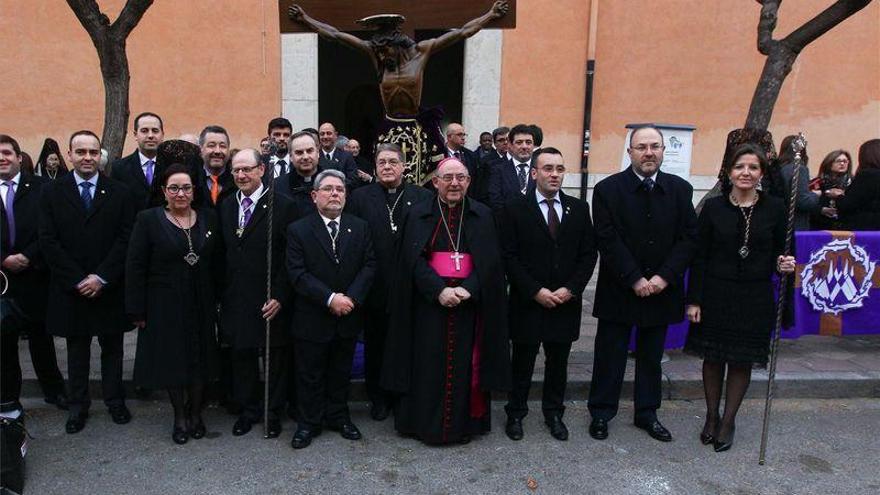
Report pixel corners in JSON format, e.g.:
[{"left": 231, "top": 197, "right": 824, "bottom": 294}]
[
  {"left": 233, "top": 346, "right": 288, "bottom": 422},
  {"left": 0, "top": 306, "right": 65, "bottom": 411},
  {"left": 505, "top": 341, "right": 572, "bottom": 421},
  {"left": 363, "top": 306, "right": 391, "bottom": 405},
  {"left": 294, "top": 336, "right": 356, "bottom": 430},
  {"left": 588, "top": 320, "right": 667, "bottom": 423},
  {"left": 66, "top": 333, "right": 125, "bottom": 414}
]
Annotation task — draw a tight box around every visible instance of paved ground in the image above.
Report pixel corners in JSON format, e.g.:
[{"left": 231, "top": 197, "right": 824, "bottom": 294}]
[{"left": 16, "top": 398, "right": 880, "bottom": 495}]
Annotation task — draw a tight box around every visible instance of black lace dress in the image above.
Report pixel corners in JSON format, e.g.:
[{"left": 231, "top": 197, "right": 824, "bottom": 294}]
[{"left": 684, "top": 194, "right": 786, "bottom": 366}]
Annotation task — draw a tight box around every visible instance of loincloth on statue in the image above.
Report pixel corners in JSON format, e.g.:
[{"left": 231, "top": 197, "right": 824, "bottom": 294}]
[{"left": 377, "top": 107, "right": 446, "bottom": 186}]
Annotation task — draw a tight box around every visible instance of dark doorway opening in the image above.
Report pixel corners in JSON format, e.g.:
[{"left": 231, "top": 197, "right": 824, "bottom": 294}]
[{"left": 318, "top": 30, "right": 464, "bottom": 162}]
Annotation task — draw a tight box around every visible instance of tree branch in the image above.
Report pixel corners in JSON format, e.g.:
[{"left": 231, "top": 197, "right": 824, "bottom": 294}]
[
  {"left": 782, "top": 0, "right": 873, "bottom": 53},
  {"left": 66, "top": 0, "right": 110, "bottom": 42},
  {"left": 111, "top": 0, "right": 154, "bottom": 40},
  {"left": 757, "top": 0, "right": 781, "bottom": 55}
]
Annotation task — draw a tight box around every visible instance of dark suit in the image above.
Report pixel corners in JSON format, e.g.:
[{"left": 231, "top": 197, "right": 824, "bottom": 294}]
[
  {"left": 1, "top": 174, "right": 65, "bottom": 409},
  {"left": 319, "top": 149, "right": 360, "bottom": 189},
  {"left": 286, "top": 213, "right": 375, "bottom": 429},
  {"left": 39, "top": 173, "right": 135, "bottom": 415},
  {"left": 500, "top": 190, "right": 597, "bottom": 421},
  {"left": 196, "top": 167, "right": 236, "bottom": 210},
  {"left": 111, "top": 151, "right": 153, "bottom": 211},
  {"left": 274, "top": 172, "right": 318, "bottom": 220},
  {"left": 588, "top": 169, "right": 697, "bottom": 423},
  {"left": 218, "top": 189, "right": 297, "bottom": 421},
  {"left": 346, "top": 183, "right": 432, "bottom": 405},
  {"left": 489, "top": 158, "right": 535, "bottom": 211}
]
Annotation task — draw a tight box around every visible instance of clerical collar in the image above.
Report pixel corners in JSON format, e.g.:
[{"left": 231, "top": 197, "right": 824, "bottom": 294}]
[{"left": 384, "top": 183, "right": 403, "bottom": 194}]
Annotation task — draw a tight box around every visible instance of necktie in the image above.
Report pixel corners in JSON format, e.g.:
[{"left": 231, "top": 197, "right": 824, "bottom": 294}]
[
  {"left": 545, "top": 198, "right": 559, "bottom": 240},
  {"left": 80, "top": 182, "right": 93, "bottom": 210},
  {"left": 2, "top": 181, "right": 15, "bottom": 248},
  {"left": 276, "top": 160, "right": 286, "bottom": 177},
  {"left": 642, "top": 177, "right": 655, "bottom": 192},
  {"left": 328, "top": 220, "right": 339, "bottom": 260},
  {"left": 241, "top": 197, "right": 253, "bottom": 227},
  {"left": 144, "top": 159, "right": 155, "bottom": 186},
  {"left": 453, "top": 151, "right": 461, "bottom": 160},
  {"left": 325, "top": 152, "right": 332, "bottom": 162},
  {"left": 517, "top": 163, "right": 528, "bottom": 192},
  {"left": 210, "top": 175, "right": 220, "bottom": 204}
]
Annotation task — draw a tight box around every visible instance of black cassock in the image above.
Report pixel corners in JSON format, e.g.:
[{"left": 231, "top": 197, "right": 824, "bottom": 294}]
[{"left": 383, "top": 198, "right": 510, "bottom": 445}]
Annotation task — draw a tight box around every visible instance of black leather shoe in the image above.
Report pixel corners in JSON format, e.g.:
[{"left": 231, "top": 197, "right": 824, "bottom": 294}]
[
  {"left": 291, "top": 428, "right": 318, "bottom": 449},
  {"left": 589, "top": 418, "right": 608, "bottom": 440},
  {"left": 635, "top": 419, "right": 673, "bottom": 442},
  {"left": 505, "top": 417, "right": 524, "bottom": 441},
  {"left": 337, "top": 422, "right": 362, "bottom": 441},
  {"left": 266, "top": 418, "right": 282, "bottom": 439},
  {"left": 190, "top": 419, "right": 206, "bottom": 440},
  {"left": 713, "top": 426, "right": 735, "bottom": 452},
  {"left": 172, "top": 426, "right": 189, "bottom": 445},
  {"left": 370, "top": 401, "right": 391, "bottom": 421},
  {"left": 45, "top": 393, "right": 69, "bottom": 411},
  {"left": 108, "top": 404, "right": 132, "bottom": 425},
  {"left": 65, "top": 412, "right": 88, "bottom": 434},
  {"left": 232, "top": 417, "right": 253, "bottom": 436},
  {"left": 546, "top": 416, "right": 569, "bottom": 441}
]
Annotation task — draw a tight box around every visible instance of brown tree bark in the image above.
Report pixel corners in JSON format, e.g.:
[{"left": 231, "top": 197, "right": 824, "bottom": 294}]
[
  {"left": 66, "top": 0, "right": 154, "bottom": 166},
  {"left": 744, "top": 0, "right": 873, "bottom": 131}
]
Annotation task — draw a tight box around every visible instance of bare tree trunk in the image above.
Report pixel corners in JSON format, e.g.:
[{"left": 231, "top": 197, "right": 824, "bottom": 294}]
[
  {"left": 744, "top": 0, "right": 873, "bottom": 131},
  {"left": 67, "top": 0, "right": 153, "bottom": 167}
]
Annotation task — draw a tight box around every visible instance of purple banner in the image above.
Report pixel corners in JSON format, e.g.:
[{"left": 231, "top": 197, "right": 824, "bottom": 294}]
[{"left": 633, "top": 231, "right": 880, "bottom": 350}]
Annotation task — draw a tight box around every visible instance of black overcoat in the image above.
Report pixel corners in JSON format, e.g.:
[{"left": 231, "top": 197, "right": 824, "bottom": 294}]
[
  {"left": 1, "top": 173, "right": 49, "bottom": 320},
  {"left": 39, "top": 173, "right": 134, "bottom": 337},
  {"left": 110, "top": 152, "right": 151, "bottom": 211},
  {"left": 285, "top": 212, "right": 376, "bottom": 343},
  {"left": 124, "top": 207, "right": 220, "bottom": 388},
  {"left": 381, "top": 197, "right": 511, "bottom": 393},
  {"left": 500, "top": 190, "right": 598, "bottom": 343},
  {"left": 591, "top": 169, "right": 698, "bottom": 327},
  {"left": 274, "top": 172, "right": 318, "bottom": 220},
  {"left": 217, "top": 190, "right": 296, "bottom": 350},
  {"left": 346, "top": 182, "right": 433, "bottom": 311}
]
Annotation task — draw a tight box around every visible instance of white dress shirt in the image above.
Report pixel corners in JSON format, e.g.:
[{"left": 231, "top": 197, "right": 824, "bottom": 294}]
[
  {"left": 0, "top": 172, "right": 21, "bottom": 209},
  {"left": 536, "top": 190, "right": 563, "bottom": 224}
]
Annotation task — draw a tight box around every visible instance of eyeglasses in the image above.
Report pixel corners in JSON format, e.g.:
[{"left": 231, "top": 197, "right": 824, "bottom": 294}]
[
  {"left": 317, "top": 185, "right": 346, "bottom": 194},
  {"left": 376, "top": 159, "right": 403, "bottom": 167},
  {"left": 833, "top": 158, "right": 850, "bottom": 164},
  {"left": 164, "top": 184, "right": 194, "bottom": 195},
  {"left": 437, "top": 174, "right": 470, "bottom": 183},
  {"left": 631, "top": 144, "right": 664, "bottom": 153},
  {"left": 231, "top": 165, "right": 261, "bottom": 175}
]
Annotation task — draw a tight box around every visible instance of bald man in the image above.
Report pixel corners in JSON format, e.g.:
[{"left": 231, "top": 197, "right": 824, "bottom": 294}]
[{"left": 445, "top": 123, "right": 487, "bottom": 203}]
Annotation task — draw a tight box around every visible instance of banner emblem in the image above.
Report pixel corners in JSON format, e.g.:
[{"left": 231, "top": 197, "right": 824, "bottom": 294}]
[{"left": 800, "top": 238, "right": 875, "bottom": 315}]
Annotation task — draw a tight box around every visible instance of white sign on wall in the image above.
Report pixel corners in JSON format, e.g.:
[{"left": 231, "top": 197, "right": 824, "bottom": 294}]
[{"left": 620, "top": 123, "right": 696, "bottom": 181}]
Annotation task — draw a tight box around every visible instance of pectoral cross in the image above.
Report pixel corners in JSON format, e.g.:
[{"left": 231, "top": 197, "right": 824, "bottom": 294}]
[{"left": 450, "top": 251, "right": 464, "bottom": 271}]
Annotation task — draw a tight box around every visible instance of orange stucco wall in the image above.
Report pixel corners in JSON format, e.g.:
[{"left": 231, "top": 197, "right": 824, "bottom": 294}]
[
  {"left": 1, "top": 0, "right": 281, "bottom": 158},
  {"left": 498, "top": 0, "right": 591, "bottom": 171},
  {"left": 585, "top": 0, "right": 880, "bottom": 176}
]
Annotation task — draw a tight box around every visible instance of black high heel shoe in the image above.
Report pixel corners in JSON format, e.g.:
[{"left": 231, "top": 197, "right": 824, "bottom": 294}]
[
  {"left": 700, "top": 417, "right": 718, "bottom": 445},
  {"left": 172, "top": 426, "right": 189, "bottom": 445},
  {"left": 189, "top": 419, "right": 206, "bottom": 440},
  {"left": 713, "top": 426, "right": 735, "bottom": 452}
]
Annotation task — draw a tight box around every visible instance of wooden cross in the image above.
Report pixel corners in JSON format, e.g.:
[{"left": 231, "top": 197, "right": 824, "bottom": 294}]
[{"left": 278, "top": 0, "right": 516, "bottom": 38}]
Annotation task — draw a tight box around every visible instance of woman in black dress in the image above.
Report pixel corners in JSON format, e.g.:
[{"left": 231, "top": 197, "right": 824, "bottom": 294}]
[
  {"left": 835, "top": 139, "right": 880, "bottom": 230},
  {"left": 684, "top": 144, "right": 796, "bottom": 452},
  {"left": 125, "top": 164, "right": 220, "bottom": 444}
]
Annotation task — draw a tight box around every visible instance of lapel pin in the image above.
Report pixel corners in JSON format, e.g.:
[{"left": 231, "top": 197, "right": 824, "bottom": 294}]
[
  {"left": 262, "top": 204, "right": 267, "bottom": 209},
  {"left": 346, "top": 228, "right": 351, "bottom": 233},
  {"left": 101, "top": 190, "right": 106, "bottom": 194},
  {"left": 25, "top": 183, "right": 30, "bottom": 187},
  {"left": 407, "top": 201, "right": 411, "bottom": 206},
  {"left": 206, "top": 230, "right": 212, "bottom": 237}
]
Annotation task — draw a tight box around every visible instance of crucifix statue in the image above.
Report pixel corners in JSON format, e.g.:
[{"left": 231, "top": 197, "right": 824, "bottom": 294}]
[{"left": 288, "top": 0, "right": 510, "bottom": 185}]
